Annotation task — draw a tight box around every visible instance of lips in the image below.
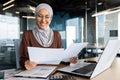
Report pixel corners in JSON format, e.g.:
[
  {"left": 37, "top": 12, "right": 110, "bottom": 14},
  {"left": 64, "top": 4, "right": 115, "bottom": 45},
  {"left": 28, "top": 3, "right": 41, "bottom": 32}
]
[{"left": 40, "top": 23, "right": 46, "bottom": 26}]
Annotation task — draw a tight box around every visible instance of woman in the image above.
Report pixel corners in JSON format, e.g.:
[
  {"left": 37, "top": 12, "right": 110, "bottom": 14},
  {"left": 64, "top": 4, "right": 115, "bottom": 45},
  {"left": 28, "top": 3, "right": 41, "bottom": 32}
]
[{"left": 20, "top": 3, "right": 77, "bottom": 70}]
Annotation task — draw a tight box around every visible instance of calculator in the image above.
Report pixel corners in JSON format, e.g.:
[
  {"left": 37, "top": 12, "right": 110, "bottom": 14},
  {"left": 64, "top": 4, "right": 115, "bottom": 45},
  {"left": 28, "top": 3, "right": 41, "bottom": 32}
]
[{"left": 49, "top": 75, "right": 76, "bottom": 80}]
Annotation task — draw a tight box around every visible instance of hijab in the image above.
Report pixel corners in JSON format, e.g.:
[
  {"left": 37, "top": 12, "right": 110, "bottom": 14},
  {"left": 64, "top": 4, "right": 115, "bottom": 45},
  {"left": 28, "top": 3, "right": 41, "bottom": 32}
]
[{"left": 32, "top": 3, "right": 54, "bottom": 47}]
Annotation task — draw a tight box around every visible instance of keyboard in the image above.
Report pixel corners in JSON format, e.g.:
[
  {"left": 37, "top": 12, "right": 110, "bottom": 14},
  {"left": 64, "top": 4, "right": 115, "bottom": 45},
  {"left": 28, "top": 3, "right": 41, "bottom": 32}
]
[
  {"left": 49, "top": 75, "right": 76, "bottom": 80},
  {"left": 72, "top": 63, "right": 97, "bottom": 74}
]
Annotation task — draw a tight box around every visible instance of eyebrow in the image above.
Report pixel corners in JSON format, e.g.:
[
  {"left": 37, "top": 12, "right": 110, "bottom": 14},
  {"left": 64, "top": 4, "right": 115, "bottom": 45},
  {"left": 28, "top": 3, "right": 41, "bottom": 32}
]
[{"left": 37, "top": 14, "right": 50, "bottom": 16}]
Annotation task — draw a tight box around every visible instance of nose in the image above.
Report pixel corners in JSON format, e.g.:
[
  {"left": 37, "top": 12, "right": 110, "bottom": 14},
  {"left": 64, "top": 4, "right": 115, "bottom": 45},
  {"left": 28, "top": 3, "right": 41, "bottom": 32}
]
[
  {"left": 41, "top": 17, "right": 47, "bottom": 23},
  {"left": 41, "top": 17, "right": 46, "bottom": 22}
]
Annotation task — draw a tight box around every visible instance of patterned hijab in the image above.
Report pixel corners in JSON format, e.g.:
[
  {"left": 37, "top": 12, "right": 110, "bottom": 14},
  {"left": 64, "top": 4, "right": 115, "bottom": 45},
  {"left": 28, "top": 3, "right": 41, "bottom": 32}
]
[{"left": 32, "top": 3, "right": 54, "bottom": 47}]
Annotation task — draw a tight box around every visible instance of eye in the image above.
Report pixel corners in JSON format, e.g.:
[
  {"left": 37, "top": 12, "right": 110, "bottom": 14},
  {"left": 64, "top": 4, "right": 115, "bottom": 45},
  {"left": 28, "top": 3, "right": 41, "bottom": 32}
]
[
  {"left": 45, "top": 16, "right": 50, "bottom": 19},
  {"left": 37, "top": 14, "right": 51, "bottom": 19},
  {"left": 37, "top": 14, "right": 43, "bottom": 18}
]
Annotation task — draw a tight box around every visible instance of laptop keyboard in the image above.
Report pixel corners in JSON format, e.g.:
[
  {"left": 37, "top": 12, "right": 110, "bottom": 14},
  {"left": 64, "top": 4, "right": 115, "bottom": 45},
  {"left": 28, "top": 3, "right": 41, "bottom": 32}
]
[{"left": 72, "top": 63, "right": 97, "bottom": 74}]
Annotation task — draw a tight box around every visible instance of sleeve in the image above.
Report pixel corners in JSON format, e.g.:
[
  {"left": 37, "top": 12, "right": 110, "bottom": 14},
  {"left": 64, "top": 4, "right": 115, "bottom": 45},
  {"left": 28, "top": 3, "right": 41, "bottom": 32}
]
[
  {"left": 19, "top": 32, "right": 29, "bottom": 69},
  {"left": 56, "top": 31, "right": 63, "bottom": 48}
]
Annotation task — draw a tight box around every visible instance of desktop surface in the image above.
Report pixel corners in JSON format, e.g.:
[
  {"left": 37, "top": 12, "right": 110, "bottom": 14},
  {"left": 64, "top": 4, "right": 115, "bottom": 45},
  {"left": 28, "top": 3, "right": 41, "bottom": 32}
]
[
  {"left": 57, "top": 58, "right": 120, "bottom": 80},
  {"left": 2, "top": 57, "right": 120, "bottom": 80}
]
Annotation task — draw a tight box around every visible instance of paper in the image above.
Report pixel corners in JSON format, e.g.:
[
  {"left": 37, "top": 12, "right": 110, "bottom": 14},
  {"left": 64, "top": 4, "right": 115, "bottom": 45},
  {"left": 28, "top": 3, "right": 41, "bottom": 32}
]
[
  {"left": 62, "top": 43, "right": 88, "bottom": 61},
  {"left": 28, "top": 42, "right": 88, "bottom": 64},
  {"left": 14, "top": 66, "right": 57, "bottom": 78},
  {"left": 28, "top": 48, "right": 64, "bottom": 64}
]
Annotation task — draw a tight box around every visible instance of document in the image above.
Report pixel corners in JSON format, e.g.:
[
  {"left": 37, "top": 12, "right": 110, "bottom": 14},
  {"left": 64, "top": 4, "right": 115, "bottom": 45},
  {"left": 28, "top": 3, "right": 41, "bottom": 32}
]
[
  {"left": 28, "top": 48, "right": 64, "bottom": 64},
  {"left": 14, "top": 66, "right": 57, "bottom": 78},
  {"left": 28, "top": 42, "right": 88, "bottom": 64},
  {"left": 62, "top": 42, "right": 88, "bottom": 61}
]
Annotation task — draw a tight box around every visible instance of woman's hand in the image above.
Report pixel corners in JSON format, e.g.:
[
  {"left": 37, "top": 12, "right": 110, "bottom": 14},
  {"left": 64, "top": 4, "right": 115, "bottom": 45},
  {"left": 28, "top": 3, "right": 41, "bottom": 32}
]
[
  {"left": 25, "top": 60, "right": 38, "bottom": 70},
  {"left": 70, "top": 56, "right": 78, "bottom": 63}
]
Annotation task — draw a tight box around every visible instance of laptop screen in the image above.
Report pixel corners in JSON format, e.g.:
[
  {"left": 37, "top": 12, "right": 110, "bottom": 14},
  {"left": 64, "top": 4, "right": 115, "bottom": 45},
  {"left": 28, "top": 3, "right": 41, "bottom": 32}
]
[
  {"left": 58, "top": 40, "right": 120, "bottom": 79},
  {"left": 91, "top": 40, "right": 120, "bottom": 78}
]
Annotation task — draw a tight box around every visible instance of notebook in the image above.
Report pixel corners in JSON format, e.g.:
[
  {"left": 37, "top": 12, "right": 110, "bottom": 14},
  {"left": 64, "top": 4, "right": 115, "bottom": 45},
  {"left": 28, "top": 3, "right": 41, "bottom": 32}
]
[
  {"left": 14, "top": 66, "right": 57, "bottom": 78},
  {"left": 57, "top": 40, "right": 120, "bottom": 79}
]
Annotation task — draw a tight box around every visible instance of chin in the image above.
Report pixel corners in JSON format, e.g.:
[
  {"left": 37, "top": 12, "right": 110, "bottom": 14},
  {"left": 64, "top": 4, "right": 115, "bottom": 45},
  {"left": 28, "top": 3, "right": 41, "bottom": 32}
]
[{"left": 40, "top": 27, "right": 46, "bottom": 30}]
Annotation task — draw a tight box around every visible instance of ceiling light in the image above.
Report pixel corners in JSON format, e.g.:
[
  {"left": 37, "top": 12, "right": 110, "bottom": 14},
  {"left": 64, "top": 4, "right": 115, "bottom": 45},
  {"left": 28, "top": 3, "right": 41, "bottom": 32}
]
[
  {"left": 98, "top": 2, "right": 103, "bottom": 5},
  {"left": 107, "top": 9, "right": 120, "bottom": 14},
  {"left": 28, "top": 5, "right": 35, "bottom": 11},
  {"left": 3, "top": 0, "right": 15, "bottom": 6},
  {"left": 2, "top": 4, "right": 14, "bottom": 11},
  {"left": 92, "top": 10, "right": 109, "bottom": 17},
  {"left": 15, "top": 11, "right": 20, "bottom": 14},
  {"left": 29, "top": 6, "right": 35, "bottom": 11},
  {"left": 22, "top": 16, "right": 35, "bottom": 19},
  {"left": 92, "top": 6, "right": 120, "bottom": 17}
]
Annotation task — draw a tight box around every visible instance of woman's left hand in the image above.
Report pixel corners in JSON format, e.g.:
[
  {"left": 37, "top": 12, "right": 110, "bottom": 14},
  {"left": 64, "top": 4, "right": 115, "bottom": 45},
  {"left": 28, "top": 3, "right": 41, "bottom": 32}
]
[{"left": 70, "top": 56, "right": 78, "bottom": 63}]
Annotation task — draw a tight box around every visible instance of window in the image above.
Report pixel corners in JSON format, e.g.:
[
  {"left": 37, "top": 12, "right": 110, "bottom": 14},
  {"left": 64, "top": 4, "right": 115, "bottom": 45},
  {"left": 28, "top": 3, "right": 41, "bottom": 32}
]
[{"left": 0, "top": 14, "right": 20, "bottom": 70}]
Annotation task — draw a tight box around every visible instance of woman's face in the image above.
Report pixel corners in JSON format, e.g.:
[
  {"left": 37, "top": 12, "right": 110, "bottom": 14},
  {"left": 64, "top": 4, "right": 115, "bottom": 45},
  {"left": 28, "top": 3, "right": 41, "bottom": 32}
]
[{"left": 36, "top": 9, "right": 51, "bottom": 29}]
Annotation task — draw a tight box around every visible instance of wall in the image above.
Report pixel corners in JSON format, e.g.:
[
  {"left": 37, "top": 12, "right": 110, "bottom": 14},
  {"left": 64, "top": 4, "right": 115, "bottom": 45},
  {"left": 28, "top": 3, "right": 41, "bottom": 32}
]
[{"left": 104, "top": 12, "right": 119, "bottom": 44}]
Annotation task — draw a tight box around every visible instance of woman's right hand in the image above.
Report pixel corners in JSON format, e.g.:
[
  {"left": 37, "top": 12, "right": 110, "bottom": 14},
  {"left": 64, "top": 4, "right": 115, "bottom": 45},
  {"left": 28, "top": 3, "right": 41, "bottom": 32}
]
[{"left": 25, "top": 60, "right": 37, "bottom": 70}]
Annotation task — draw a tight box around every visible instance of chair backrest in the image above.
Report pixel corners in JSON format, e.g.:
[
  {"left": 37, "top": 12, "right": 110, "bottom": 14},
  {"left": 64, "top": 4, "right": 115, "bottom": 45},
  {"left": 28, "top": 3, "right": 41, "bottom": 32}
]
[{"left": 13, "top": 39, "right": 21, "bottom": 69}]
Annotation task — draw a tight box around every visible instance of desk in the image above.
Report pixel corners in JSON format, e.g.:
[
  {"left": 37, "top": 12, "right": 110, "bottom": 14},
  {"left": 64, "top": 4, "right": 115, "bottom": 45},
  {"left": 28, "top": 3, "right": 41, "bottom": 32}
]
[
  {"left": 91, "top": 58, "right": 120, "bottom": 80},
  {"left": 4, "top": 58, "right": 120, "bottom": 80},
  {"left": 57, "top": 58, "right": 120, "bottom": 80}
]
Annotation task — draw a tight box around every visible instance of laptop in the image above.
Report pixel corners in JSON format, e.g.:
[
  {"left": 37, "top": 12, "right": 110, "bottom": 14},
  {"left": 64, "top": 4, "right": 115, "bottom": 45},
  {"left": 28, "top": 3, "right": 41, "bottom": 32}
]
[{"left": 57, "top": 40, "right": 120, "bottom": 79}]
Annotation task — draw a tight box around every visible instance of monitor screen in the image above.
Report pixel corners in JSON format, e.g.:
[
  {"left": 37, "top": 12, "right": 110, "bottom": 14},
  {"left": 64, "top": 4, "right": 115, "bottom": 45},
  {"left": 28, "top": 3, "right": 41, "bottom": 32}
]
[{"left": 109, "top": 30, "right": 118, "bottom": 37}]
